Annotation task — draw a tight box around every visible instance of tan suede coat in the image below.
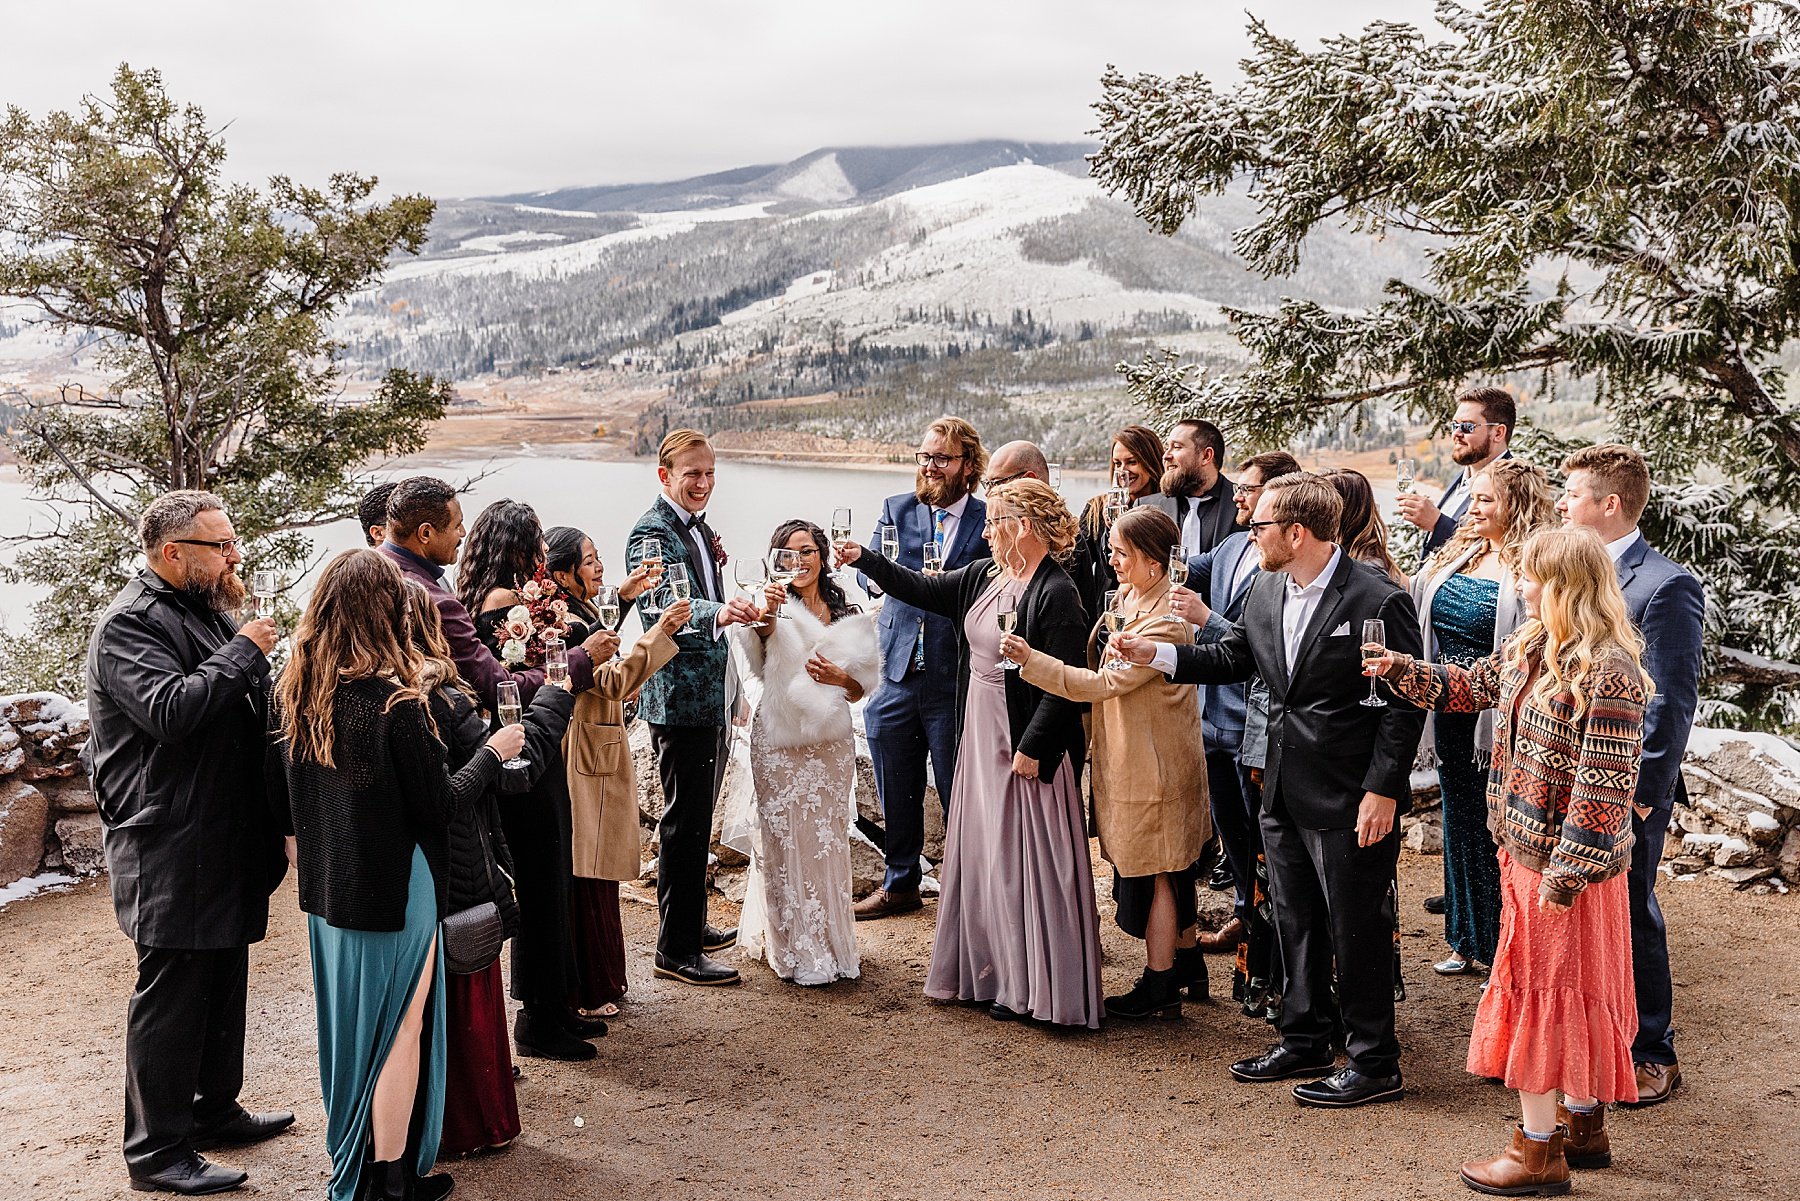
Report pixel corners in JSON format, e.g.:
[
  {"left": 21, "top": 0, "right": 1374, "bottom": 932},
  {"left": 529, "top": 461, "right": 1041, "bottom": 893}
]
[{"left": 565, "top": 624, "right": 678, "bottom": 881}]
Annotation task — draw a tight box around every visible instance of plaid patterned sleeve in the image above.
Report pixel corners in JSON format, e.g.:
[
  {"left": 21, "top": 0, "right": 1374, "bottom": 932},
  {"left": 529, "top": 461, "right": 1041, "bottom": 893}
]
[
  {"left": 1389, "top": 651, "right": 1504, "bottom": 713},
  {"left": 1540, "top": 662, "right": 1647, "bottom": 905}
]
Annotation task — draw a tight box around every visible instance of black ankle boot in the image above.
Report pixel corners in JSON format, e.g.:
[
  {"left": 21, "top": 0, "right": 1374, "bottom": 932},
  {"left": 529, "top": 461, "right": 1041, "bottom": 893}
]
[
  {"left": 1172, "top": 946, "right": 1210, "bottom": 1002},
  {"left": 414, "top": 1168, "right": 455, "bottom": 1201},
  {"left": 1104, "top": 967, "right": 1182, "bottom": 1020},
  {"left": 362, "top": 1158, "right": 407, "bottom": 1201},
  {"left": 514, "top": 1009, "right": 597, "bottom": 1061}
]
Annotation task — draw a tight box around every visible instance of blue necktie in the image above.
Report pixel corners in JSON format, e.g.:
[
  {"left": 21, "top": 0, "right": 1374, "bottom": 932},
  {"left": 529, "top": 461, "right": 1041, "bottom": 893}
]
[{"left": 912, "top": 508, "right": 951, "bottom": 671}]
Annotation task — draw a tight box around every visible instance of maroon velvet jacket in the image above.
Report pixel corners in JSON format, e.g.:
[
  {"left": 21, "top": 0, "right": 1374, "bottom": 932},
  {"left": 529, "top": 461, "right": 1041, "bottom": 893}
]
[{"left": 379, "top": 541, "right": 595, "bottom": 708}]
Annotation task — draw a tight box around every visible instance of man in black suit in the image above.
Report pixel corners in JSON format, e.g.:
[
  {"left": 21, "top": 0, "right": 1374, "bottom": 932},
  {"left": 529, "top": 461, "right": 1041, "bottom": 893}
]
[
  {"left": 1117, "top": 472, "right": 1425, "bottom": 1108},
  {"left": 1396, "top": 387, "right": 1516, "bottom": 559},
  {"left": 85, "top": 491, "right": 293, "bottom": 1194},
  {"left": 1141, "top": 418, "right": 1237, "bottom": 555}
]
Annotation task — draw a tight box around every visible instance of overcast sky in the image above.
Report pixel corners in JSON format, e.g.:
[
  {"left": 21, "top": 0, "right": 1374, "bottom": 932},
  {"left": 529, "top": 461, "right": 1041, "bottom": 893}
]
[{"left": 9, "top": 0, "right": 1439, "bottom": 199}]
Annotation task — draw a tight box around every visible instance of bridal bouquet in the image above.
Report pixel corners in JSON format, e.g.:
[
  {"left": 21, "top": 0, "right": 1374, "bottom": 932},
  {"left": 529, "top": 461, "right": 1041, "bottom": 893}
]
[{"left": 493, "top": 569, "right": 573, "bottom": 669}]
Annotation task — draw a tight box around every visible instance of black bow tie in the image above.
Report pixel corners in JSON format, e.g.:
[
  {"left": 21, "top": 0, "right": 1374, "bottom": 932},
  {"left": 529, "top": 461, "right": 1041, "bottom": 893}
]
[{"left": 685, "top": 512, "right": 708, "bottom": 530}]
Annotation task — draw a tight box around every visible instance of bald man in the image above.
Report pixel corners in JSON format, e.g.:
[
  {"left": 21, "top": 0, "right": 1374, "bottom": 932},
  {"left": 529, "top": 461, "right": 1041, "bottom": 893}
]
[{"left": 983, "top": 440, "right": 1049, "bottom": 490}]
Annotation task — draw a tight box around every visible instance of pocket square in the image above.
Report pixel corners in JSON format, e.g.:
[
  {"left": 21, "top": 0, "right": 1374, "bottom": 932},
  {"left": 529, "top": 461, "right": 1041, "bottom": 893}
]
[{"left": 1329, "top": 622, "right": 1351, "bottom": 637}]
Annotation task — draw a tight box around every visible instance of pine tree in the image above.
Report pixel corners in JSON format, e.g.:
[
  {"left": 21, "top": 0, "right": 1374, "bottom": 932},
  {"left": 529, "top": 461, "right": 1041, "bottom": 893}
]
[{"left": 1092, "top": 1, "right": 1800, "bottom": 729}]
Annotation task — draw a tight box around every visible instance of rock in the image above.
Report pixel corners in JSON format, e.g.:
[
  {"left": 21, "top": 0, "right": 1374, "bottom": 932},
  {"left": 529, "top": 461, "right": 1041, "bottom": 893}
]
[
  {"left": 1747, "top": 810, "right": 1782, "bottom": 846},
  {"left": 1780, "top": 829, "right": 1800, "bottom": 880},
  {"left": 1676, "top": 808, "right": 1711, "bottom": 835},
  {"left": 1682, "top": 727, "right": 1800, "bottom": 814},
  {"left": 20, "top": 759, "right": 79, "bottom": 782},
  {"left": 0, "top": 780, "right": 50, "bottom": 886},
  {"left": 629, "top": 721, "right": 664, "bottom": 829},
  {"left": 53, "top": 813, "right": 106, "bottom": 876},
  {"left": 1408, "top": 768, "right": 1442, "bottom": 809},
  {"left": 0, "top": 744, "right": 21, "bottom": 775},
  {"left": 38, "top": 781, "right": 96, "bottom": 814},
  {"left": 0, "top": 724, "right": 20, "bottom": 758},
  {"left": 1682, "top": 831, "right": 1725, "bottom": 857},
  {"left": 1667, "top": 855, "right": 1710, "bottom": 875},
  {"left": 849, "top": 829, "right": 887, "bottom": 899},
  {"left": 1716, "top": 864, "right": 1777, "bottom": 888},
  {"left": 1406, "top": 821, "right": 1443, "bottom": 855},
  {"left": 716, "top": 866, "right": 748, "bottom": 905},
  {"left": 1712, "top": 837, "right": 1758, "bottom": 869}
]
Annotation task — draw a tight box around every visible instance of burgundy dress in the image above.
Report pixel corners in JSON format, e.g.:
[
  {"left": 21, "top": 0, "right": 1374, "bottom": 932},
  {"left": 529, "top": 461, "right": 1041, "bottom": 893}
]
[{"left": 440, "top": 961, "right": 520, "bottom": 1155}]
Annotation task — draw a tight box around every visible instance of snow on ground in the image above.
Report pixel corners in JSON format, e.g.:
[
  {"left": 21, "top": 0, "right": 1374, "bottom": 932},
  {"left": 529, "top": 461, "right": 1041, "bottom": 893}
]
[
  {"left": 774, "top": 153, "right": 858, "bottom": 205},
  {"left": 455, "top": 231, "right": 567, "bottom": 254},
  {"left": 511, "top": 204, "right": 600, "bottom": 219},
  {"left": 0, "top": 872, "right": 76, "bottom": 911}
]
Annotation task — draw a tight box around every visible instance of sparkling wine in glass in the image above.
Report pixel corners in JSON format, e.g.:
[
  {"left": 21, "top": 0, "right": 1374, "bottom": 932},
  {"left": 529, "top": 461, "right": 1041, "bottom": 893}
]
[
  {"left": 252, "top": 570, "right": 278, "bottom": 620},
  {"left": 1360, "top": 618, "right": 1389, "bottom": 708},
  {"left": 922, "top": 540, "right": 944, "bottom": 575},
  {"left": 544, "top": 637, "right": 569, "bottom": 688},
  {"left": 665, "top": 563, "right": 697, "bottom": 632},
  {"left": 596, "top": 585, "right": 621, "bottom": 633},
  {"left": 1047, "top": 463, "right": 1062, "bottom": 490},
  {"left": 996, "top": 593, "right": 1020, "bottom": 670},
  {"left": 734, "top": 560, "right": 771, "bottom": 628},
  {"left": 1168, "top": 546, "right": 1189, "bottom": 588},
  {"left": 1396, "top": 458, "right": 1417, "bottom": 496},
  {"left": 769, "top": 548, "right": 801, "bottom": 618},
  {"left": 494, "top": 680, "right": 529, "bottom": 769},
  {"left": 879, "top": 523, "right": 899, "bottom": 561},
  {"left": 1101, "top": 588, "right": 1125, "bottom": 669}
]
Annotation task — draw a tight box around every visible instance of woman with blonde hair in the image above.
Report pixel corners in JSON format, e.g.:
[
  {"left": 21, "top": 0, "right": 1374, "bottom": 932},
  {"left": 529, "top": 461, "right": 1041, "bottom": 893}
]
[
  {"left": 269, "top": 550, "right": 526, "bottom": 1201},
  {"left": 1369, "top": 527, "right": 1652, "bottom": 1195},
  {"left": 839, "top": 479, "right": 1101, "bottom": 1028},
  {"left": 1002, "top": 505, "right": 1210, "bottom": 1020},
  {"left": 1413, "top": 458, "right": 1556, "bottom": 977}
]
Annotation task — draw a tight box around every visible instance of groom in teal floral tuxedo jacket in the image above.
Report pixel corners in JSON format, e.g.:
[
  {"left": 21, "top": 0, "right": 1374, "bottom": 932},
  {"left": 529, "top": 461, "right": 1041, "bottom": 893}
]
[{"left": 625, "top": 429, "right": 761, "bottom": 986}]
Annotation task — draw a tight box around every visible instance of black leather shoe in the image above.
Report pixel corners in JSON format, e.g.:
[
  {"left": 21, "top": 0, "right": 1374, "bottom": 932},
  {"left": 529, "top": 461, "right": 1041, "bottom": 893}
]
[
  {"left": 414, "top": 1170, "right": 456, "bottom": 1201},
  {"left": 702, "top": 924, "right": 738, "bottom": 953},
  {"left": 653, "top": 952, "right": 741, "bottom": 986},
  {"left": 1292, "top": 1066, "right": 1405, "bottom": 1108},
  {"left": 1229, "top": 1045, "right": 1337, "bottom": 1083},
  {"left": 564, "top": 1013, "right": 610, "bottom": 1039},
  {"left": 129, "top": 1153, "right": 247, "bottom": 1194},
  {"left": 1207, "top": 861, "right": 1236, "bottom": 892},
  {"left": 1423, "top": 893, "right": 1447, "bottom": 915},
  {"left": 513, "top": 1010, "right": 597, "bottom": 1061},
  {"left": 189, "top": 1109, "right": 294, "bottom": 1151},
  {"left": 988, "top": 1001, "right": 1026, "bottom": 1021}
]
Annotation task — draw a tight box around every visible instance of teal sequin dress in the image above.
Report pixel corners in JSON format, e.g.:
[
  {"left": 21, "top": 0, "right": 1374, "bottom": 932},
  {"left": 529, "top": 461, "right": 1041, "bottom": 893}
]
[{"left": 1430, "top": 573, "right": 1502, "bottom": 966}]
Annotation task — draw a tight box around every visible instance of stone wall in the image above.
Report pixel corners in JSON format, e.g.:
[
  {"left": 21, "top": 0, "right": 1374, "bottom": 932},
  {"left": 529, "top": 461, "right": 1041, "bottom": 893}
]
[{"left": 3, "top": 686, "right": 1796, "bottom": 899}]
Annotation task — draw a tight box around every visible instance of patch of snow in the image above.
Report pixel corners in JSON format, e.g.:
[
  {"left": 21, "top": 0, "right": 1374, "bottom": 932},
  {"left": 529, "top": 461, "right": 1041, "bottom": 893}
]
[
  {"left": 455, "top": 231, "right": 566, "bottom": 254},
  {"left": 0, "top": 871, "right": 76, "bottom": 910},
  {"left": 512, "top": 204, "right": 599, "bottom": 219},
  {"left": 1686, "top": 725, "right": 1800, "bottom": 795},
  {"left": 775, "top": 153, "right": 858, "bottom": 205},
  {"left": 1, "top": 692, "right": 84, "bottom": 732}
]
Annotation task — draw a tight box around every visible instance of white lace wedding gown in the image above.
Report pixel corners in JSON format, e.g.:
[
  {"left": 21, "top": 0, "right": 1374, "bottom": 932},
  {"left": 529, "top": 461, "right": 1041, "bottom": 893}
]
[{"left": 729, "top": 603, "right": 880, "bottom": 986}]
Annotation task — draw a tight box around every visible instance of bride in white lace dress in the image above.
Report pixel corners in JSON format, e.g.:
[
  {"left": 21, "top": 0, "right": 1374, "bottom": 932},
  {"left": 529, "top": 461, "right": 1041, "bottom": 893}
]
[{"left": 729, "top": 520, "right": 881, "bottom": 986}]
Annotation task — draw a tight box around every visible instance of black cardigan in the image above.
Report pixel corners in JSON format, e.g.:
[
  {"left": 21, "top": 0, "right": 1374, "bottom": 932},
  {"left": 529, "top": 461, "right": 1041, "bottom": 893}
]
[
  {"left": 854, "top": 550, "right": 1090, "bottom": 784},
  {"left": 434, "top": 681, "right": 576, "bottom": 937},
  {"left": 269, "top": 677, "right": 501, "bottom": 931}
]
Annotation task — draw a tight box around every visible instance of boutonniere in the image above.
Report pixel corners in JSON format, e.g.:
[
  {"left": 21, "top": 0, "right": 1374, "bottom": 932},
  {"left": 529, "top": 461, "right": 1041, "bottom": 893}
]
[{"left": 710, "top": 532, "right": 728, "bottom": 568}]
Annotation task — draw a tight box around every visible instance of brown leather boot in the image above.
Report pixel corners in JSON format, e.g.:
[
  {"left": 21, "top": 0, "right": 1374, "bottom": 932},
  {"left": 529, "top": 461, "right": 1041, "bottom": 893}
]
[
  {"left": 1459, "top": 1125, "right": 1571, "bottom": 1196},
  {"left": 1557, "top": 1103, "right": 1611, "bottom": 1169},
  {"left": 853, "top": 887, "right": 923, "bottom": 920}
]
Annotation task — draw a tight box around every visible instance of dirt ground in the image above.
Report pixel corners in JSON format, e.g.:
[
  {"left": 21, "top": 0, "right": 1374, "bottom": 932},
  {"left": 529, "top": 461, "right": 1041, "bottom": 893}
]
[{"left": 2, "top": 852, "right": 1795, "bottom": 1201}]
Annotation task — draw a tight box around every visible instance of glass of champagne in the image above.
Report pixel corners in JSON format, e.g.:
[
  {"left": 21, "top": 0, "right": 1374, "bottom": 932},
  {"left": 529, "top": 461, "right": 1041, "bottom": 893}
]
[
  {"left": 595, "top": 586, "right": 622, "bottom": 657},
  {"left": 734, "top": 559, "right": 771, "bottom": 628},
  {"left": 494, "top": 680, "right": 530, "bottom": 770},
  {"left": 879, "top": 522, "right": 900, "bottom": 561},
  {"left": 544, "top": 637, "right": 569, "bottom": 688},
  {"left": 1360, "top": 618, "right": 1388, "bottom": 708},
  {"left": 830, "top": 508, "right": 853, "bottom": 575},
  {"left": 665, "top": 563, "right": 697, "bottom": 633},
  {"left": 996, "top": 592, "right": 1020, "bottom": 670},
  {"left": 1396, "top": 458, "right": 1417, "bottom": 496},
  {"left": 769, "top": 548, "right": 801, "bottom": 618},
  {"left": 1047, "top": 463, "right": 1062, "bottom": 490},
  {"left": 1167, "top": 545, "right": 1189, "bottom": 588},
  {"left": 251, "top": 570, "right": 279, "bottom": 620},
  {"left": 1101, "top": 588, "right": 1126, "bottom": 669},
  {"left": 922, "top": 537, "right": 944, "bottom": 575}
]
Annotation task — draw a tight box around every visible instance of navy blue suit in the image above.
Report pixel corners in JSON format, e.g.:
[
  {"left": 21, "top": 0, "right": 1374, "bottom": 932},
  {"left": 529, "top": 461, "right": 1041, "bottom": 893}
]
[
  {"left": 1615, "top": 534, "right": 1705, "bottom": 1066},
  {"left": 859, "top": 492, "right": 989, "bottom": 891},
  {"left": 1188, "top": 531, "right": 1264, "bottom": 924}
]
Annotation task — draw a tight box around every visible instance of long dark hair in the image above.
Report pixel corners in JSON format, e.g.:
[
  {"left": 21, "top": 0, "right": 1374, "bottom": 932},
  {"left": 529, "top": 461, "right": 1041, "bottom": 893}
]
[
  {"left": 543, "top": 525, "right": 598, "bottom": 622},
  {"left": 1081, "top": 424, "right": 1166, "bottom": 539},
  {"left": 770, "top": 519, "right": 859, "bottom": 621},
  {"left": 457, "top": 499, "right": 543, "bottom": 615},
  {"left": 1321, "top": 468, "right": 1405, "bottom": 584}
]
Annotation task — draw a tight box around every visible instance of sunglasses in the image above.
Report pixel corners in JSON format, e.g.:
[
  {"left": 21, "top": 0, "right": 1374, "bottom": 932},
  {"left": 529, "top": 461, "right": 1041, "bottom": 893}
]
[{"left": 1448, "top": 421, "right": 1500, "bottom": 435}]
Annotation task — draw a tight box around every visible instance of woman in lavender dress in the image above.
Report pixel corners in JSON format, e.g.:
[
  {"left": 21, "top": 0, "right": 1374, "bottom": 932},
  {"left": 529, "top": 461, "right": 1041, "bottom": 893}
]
[{"left": 844, "top": 479, "right": 1100, "bottom": 1028}]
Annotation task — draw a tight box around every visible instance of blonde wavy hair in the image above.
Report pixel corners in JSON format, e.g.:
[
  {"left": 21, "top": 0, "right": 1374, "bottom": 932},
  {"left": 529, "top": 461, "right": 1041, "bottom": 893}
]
[
  {"left": 275, "top": 549, "right": 427, "bottom": 767},
  {"left": 1505, "top": 527, "right": 1653, "bottom": 718},
  {"left": 988, "top": 478, "right": 1078, "bottom": 563},
  {"left": 1425, "top": 458, "right": 1557, "bottom": 579}
]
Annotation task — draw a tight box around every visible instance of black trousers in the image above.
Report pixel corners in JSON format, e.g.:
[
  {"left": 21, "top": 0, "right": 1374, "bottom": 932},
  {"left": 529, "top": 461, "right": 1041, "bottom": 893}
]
[
  {"left": 124, "top": 944, "right": 250, "bottom": 1174},
  {"left": 499, "top": 770, "right": 574, "bottom": 1017},
  {"left": 1260, "top": 797, "right": 1402, "bottom": 1077},
  {"left": 650, "top": 722, "right": 730, "bottom": 960},
  {"left": 1207, "top": 748, "right": 1259, "bottom": 926}
]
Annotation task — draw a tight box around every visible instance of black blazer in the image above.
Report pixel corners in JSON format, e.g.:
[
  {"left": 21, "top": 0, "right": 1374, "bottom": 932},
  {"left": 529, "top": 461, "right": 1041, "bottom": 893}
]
[
  {"left": 83, "top": 569, "right": 285, "bottom": 950},
  {"left": 1140, "top": 473, "right": 1238, "bottom": 554},
  {"left": 854, "top": 550, "right": 1090, "bottom": 784},
  {"left": 1166, "top": 553, "right": 1425, "bottom": 829}
]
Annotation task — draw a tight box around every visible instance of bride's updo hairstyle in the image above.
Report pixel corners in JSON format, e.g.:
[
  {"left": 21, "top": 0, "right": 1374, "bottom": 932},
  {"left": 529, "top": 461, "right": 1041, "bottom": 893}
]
[{"left": 988, "top": 479, "right": 1079, "bottom": 563}]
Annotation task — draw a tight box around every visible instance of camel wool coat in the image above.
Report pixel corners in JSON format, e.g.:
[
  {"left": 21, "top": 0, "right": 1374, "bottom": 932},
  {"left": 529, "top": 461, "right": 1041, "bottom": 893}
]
[
  {"left": 1018, "top": 576, "right": 1210, "bottom": 877},
  {"left": 565, "top": 624, "right": 678, "bottom": 881}
]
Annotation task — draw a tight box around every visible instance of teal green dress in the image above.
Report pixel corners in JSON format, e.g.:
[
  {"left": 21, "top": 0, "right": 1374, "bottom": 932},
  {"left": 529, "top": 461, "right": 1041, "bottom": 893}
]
[
  {"left": 1429, "top": 573, "right": 1502, "bottom": 966},
  {"left": 308, "top": 844, "right": 446, "bottom": 1201}
]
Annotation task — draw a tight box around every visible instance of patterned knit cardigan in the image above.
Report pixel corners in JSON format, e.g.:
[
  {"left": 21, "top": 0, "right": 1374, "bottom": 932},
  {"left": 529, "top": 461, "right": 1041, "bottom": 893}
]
[{"left": 1388, "top": 645, "right": 1647, "bottom": 906}]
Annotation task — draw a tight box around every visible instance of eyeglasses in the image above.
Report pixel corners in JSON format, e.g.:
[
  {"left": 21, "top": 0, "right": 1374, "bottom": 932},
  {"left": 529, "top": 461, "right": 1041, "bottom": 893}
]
[
  {"left": 1247, "top": 519, "right": 1290, "bottom": 537},
  {"left": 982, "top": 470, "right": 1030, "bottom": 489},
  {"left": 1448, "top": 421, "right": 1501, "bottom": 435},
  {"left": 982, "top": 514, "right": 1025, "bottom": 533},
  {"left": 1233, "top": 482, "right": 1265, "bottom": 497},
  {"left": 173, "top": 537, "right": 243, "bottom": 553},
  {"left": 915, "top": 452, "right": 966, "bottom": 468},
  {"left": 790, "top": 546, "right": 821, "bottom": 558}
]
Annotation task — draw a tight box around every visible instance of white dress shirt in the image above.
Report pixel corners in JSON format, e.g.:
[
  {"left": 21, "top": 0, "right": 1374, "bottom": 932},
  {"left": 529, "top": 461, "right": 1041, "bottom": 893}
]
[
  {"left": 931, "top": 492, "right": 971, "bottom": 552},
  {"left": 657, "top": 493, "right": 726, "bottom": 637},
  {"left": 1604, "top": 528, "right": 1642, "bottom": 563}
]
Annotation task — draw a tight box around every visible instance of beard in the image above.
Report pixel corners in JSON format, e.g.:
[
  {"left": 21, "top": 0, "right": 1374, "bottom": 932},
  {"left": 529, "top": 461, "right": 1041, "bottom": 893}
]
[
  {"left": 1162, "top": 465, "right": 1207, "bottom": 497},
  {"left": 915, "top": 470, "right": 967, "bottom": 509},
  {"left": 1257, "top": 539, "right": 1294, "bottom": 574},
  {"left": 182, "top": 565, "right": 247, "bottom": 614},
  {"left": 1451, "top": 437, "right": 1490, "bottom": 466}
]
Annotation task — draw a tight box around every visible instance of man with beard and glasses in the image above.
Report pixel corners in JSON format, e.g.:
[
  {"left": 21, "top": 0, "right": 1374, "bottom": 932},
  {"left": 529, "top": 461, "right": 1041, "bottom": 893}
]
[
  {"left": 85, "top": 491, "right": 294, "bottom": 1195},
  {"left": 1397, "top": 387, "right": 1516, "bottom": 559},
  {"left": 854, "top": 416, "right": 991, "bottom": 919},
  {"left": 1142, "top": 418, "right": 1237, "bottom": 555}
]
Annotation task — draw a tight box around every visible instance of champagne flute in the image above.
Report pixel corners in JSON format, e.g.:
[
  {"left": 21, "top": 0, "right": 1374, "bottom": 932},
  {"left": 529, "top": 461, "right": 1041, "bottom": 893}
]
[
  {"left": 251, "top": 570, "right": 279, "bottom": 620},
  {"left": 1101, "top": 588, "right": 1126, "bottom": 669},
  {"left": 1167, "top": 545, "right": 1189, "bottom": 588},
  {"left": 769, "top": 548, "right": 801, "bottom": 618},
  {"left": 544, "top": 636, "right": 569, "bottom": 688},
  {"left": 922, "top": 537, "right": 944, "bottom": 575},
  {"left": 830, "top": 508, "right": 853, "bottom": 574},
  {"left": 1047, "top": 463, "right": 1062, "bottom": 490},
  {"left": 879, "top": 522, "right": 900, "bottom": 561},
  {"left": 1360, "top": 618, "right": 1389, "bottom": 708},
  {"left": 595, "top": 585, "right": 622, "bottom": 658},
  {"left": 494, "top": 680, "right": 530, "bottom": 769},
  {"left": 734, "top": 559, "right": 771, "bottom": 628},
  {"left": 665, "top": 562, "right": 697, "bottom": 633},
  {"left": 996, "top": 592, "right": 1020, "bottom": 671},
  {"left": 1396, "top": 458, "right": 1417, "bottom": 496}
]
